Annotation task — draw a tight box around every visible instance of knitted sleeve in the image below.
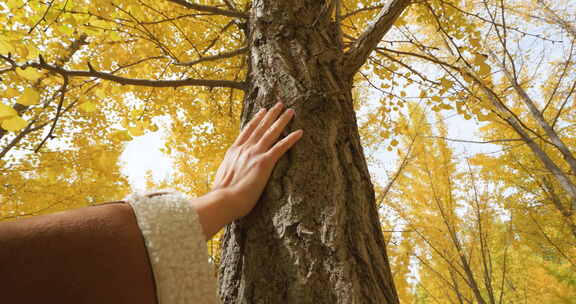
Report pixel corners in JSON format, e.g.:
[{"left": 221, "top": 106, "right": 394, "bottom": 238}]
[{"left": 125, "top": 191, "right": 220, "bottom": 304}]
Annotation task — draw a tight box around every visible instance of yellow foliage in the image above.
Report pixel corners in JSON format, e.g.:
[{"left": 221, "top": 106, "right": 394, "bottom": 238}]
[
  {"left": 1, "top": 116, "right": 27, "bottom": 131},
  {"left": 16, "top": 67, "right": 43, "bottom": 82},
  {"left": 17, "top": 88, "right": 41, "bottom": 106},
  {"left": 79, "top": 101, "right": 97, "bottom": 113},
  {"left": 0, "top": 103, "right": 17, "bottom": 119},
  {"left": 0, "top": 0, "right": 575, "bottom": 301}
]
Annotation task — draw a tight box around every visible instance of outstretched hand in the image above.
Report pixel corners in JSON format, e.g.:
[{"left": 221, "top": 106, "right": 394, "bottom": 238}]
[
  {"left": 212, "top": 101, "right": 303, "bottom": 218},
  {"left": 189, "top": 101, "right": 303, "bottom": 239}
]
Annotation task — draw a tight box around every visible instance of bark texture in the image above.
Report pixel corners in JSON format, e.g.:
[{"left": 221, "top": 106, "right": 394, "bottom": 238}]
[{"left": 218, "top": 1, "right": 404, "bottom": 303}]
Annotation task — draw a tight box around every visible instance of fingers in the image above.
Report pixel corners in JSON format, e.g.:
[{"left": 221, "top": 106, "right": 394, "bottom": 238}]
[
  {"left": 258, "top": 108, "right": 295, "bottom": 150},
  {"left": 234, "top": 108, "right": 266, "bottom": 146},
  {"left": 266, "top": 129, "right": 304, "bottom": 161},
  {"left": 248, "top": 102, "right": 285, "bottom": 144}
]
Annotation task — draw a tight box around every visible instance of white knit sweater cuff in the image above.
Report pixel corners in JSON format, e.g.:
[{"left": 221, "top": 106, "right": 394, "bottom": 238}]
[{"left": 125, "top": 191, "right": 219, "bottom": 304}]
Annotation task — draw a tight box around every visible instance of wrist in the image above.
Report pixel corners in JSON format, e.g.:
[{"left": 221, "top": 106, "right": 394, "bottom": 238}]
[
  {"left": 189, "top": 188, "right": 238, "bottom": 240},
  {"left": 210, "top": 187, "right": 241, "bottom": 221}
]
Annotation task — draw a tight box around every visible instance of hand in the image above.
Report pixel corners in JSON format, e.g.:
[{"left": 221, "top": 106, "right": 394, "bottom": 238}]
[
  {"left": 212, "top": 101, "right": 303, "bottom": 218},
  {"left": 190, "top": 101, "right": 303, "bottom": 239}
]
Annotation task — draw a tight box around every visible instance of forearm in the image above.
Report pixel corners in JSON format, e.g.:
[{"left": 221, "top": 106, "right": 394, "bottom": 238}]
[{"left": 0, "top": 203, "right": 157, "bottom": 304}]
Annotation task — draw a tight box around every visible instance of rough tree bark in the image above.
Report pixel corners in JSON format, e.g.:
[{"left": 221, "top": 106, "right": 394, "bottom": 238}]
[{"left": 218, "top": 1, "right": 410, "bottom": 303}]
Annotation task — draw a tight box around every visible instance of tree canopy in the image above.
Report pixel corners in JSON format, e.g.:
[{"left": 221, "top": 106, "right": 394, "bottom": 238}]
[{"left": 1, "top": 0, "right": 575, "bottom": 302}]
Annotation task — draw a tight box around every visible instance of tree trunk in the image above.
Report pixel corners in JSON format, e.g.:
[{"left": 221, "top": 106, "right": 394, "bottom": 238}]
[{"left": 218, "top": 1, "right": 399, "bottom": 303}]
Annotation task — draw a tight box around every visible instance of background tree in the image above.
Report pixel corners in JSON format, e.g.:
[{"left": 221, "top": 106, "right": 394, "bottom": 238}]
[
  {"left": 367, "top": 0, "right": 576, "bottom": 246},
  {"left": 383, "top": 105, "right": 576, "bottom": 303}
]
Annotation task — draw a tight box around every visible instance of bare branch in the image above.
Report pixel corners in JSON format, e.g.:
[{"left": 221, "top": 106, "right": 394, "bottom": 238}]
[
  {"left": 166, "top": 0, "right": 247, "bottom": 19},
  {"left": 542, "top": 40, "right": 575, "bottom": 114},
  {"left": 222, "top": 0, "right": 236, "bottom": 11},
  {"left": 436, "top": 0, "right": 561, "bottom": 43},
  {"left": 341, "top": 5, "right": 384, "bottom": 20},
  {"left": 497, "top": 55, "right": 576, "bottom": 178},
  {"left": 552, "top": 80, "right": 576, "bottom": 128},
  {"left": 0, "top": 119, "right": 40, "bottom": 160},
  {"left": 28, "top": 0, "right": 55, "bottom": 34},
  {"left": 374, "top": 50, "right": 440, "bottom": 85},
  {"left": 536, "top": 0, "right": 576, "bottom": 39},
  {"left": 27, "top": 59, "right": 246, "bottom": 90},
  {"left": 175, "top": 46, "right": 248, "bottom": 66},
  {"left": 342, "top": 0, "right": 411, "bottom": 76},
  {"left": 35, "top": 75, "right": 69, "bottom": 153},
  {"left": 335, "top": 0, "right": 344, "bottom": 49},
  {"left": 424, "top": 136, "right": 524, "bottom": 145},
  {"left": 377, "top": 135, "right": 417, "bottom": 205},
  {"left": 528, "top": 211, "right": 576, "bottom": 270}
]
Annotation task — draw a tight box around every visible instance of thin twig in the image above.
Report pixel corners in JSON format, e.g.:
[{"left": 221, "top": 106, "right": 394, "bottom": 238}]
[
  {"left": 35, "top": 75, "right": 69, "bottom": 153},
  {"left": 175, "top": 46, "right": 248, "bottom": 66},
  {"left": 167, "top": 0, "right": 247, "bottom": 19}
]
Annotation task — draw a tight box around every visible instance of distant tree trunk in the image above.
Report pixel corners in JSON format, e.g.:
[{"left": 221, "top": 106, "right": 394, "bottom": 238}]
[{"left": 218, "top": 1, "right": 406, "bottom": 303}]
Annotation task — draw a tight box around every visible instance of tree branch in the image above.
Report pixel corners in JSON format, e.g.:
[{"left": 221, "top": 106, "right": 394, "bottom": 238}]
[
  {"left": 166, "top": 0, "right": 248, "bottom": 19},
  {"left": 222, "top": 0, "right": 236, "bottom": 11},
  {"left": 424, "top": 136, "right": 524, "bottom": 145},
  {"left": 34, "top": 75, "right": 68, "bottom": 153},
  {"left": 536, "top": 0, "right": 576, "bottom": 39},
  {"left": 341, "top": 5, "right": 384, "bottom": 20},
  {"left": 27, "top": 59, "right": 247, "bottom": 90},
  {"left": 342, "top": 0, "right": 411, "bottom": 76},
  {"left": 0, "top": 119, "right": 40, "bottom": 160},
  {"left": 28, "top": 0, "right": 55, "bottom": 34},
  {"left": 175, "top": 46, "right": 248, "bottom": 66}
]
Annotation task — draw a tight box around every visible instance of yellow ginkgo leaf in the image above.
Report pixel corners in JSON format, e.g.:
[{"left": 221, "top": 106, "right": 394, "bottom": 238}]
[
  {"left": 127, "top": 124, "right": 144, "bottom": 137},
  {"left": 431, "top": 96, "right": 442, "bottom": 102},
  {"left": 0, "top": 103, "right": 17, "bottom": 119},
  {"left": 94, "top": 88, "right": 107, "bottom": 99},
  {"left": 440, "top": 78, "right": 454, "bottom": 90},
  {"left": 148, "top": 123, "right": 159, "bottom": 132},
  {"left": 17, "top": 88, "right": 41, "bottom": 106},
  {"left": 79, "top": 101, "right": 97, "bottom": 112},
  {"left": 473, "top": 54, "right": 488, "bottom": 66},
  {"left": 90, "top": 19, "right": 110, "bottom": 28},
  {"left": 1, "top": 116, "right": 27, "bottom": 131},
  {"left": 479, "top": 63, "right": 491, "bottom": 76},
  {"left": 196, "top": 92, "right": 210, "bottom": 101},
  {"left": 6, "top": 0, "right": 24, "bottom": 9},
  {"left": 4, "top": 88, "right": 20, "bottom": 98},
  {"left": 0, "top": 40, "right": 14, "bottom": 54},
  {"left": 16, "top": 67, "right": 43, "bottom": 81},
  {"left": 111, "top": 130, "right": 133, "bottom": 141}
]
